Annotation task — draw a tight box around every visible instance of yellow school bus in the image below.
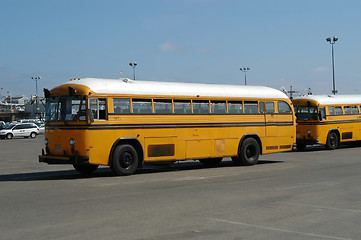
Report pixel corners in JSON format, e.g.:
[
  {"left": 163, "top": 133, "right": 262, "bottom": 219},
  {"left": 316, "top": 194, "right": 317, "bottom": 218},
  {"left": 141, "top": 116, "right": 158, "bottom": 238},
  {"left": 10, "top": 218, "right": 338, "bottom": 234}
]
[
  {"left": 293, "top": 94, "right": 361, "bottom": 150},
  {"left": 39, "top": 78, "right": 296, "bottom": 175}
]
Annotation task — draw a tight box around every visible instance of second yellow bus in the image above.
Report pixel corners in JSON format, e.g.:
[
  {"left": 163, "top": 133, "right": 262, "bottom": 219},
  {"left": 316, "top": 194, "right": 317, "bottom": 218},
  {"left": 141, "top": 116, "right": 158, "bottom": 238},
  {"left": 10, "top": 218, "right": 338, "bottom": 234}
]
[{"left": 294, "top": 94, "right": 361, "bottom": 150}]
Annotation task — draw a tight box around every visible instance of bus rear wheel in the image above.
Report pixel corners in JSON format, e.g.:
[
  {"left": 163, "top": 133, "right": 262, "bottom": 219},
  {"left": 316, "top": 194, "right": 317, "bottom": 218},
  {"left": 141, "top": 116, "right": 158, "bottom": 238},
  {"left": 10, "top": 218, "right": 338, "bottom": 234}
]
[
  {"left": 232, "top": 138, "right": 260, "bottom": 166},
  {"left": 326, "top": 132, "right": 338, "bottom": 150},
  {"left": 111, "top": 144, "right": 138, "bottom": 176}
]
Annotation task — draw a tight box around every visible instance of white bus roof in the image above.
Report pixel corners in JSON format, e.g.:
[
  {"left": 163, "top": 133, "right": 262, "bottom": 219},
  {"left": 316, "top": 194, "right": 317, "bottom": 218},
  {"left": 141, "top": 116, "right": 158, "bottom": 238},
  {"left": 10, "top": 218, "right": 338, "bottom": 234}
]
[
  {"left": 294, "top": 94, "right": 361, "bottom": 105},
  {"left": 64, "top": 78, "right": 288, "bottom": 99}
]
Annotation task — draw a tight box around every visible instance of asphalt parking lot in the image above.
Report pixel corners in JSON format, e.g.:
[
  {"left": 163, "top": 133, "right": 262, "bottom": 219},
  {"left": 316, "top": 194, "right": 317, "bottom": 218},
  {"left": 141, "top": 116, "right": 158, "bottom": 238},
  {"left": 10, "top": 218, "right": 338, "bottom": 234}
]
[{"left": 1, "top": 136, "right": 361, "bottom": 240}]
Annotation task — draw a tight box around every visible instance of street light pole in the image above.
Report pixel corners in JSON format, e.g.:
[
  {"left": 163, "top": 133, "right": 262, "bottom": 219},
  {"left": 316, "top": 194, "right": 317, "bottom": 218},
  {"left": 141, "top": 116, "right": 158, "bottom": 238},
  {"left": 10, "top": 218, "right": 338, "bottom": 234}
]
[
  {"left": 240, "top": 66, "right": 250, "bottom": 85},
  {"left": 326, "top": 36, "right": 338, "bottom": 95},
  {"left": 31, "top": 76, "right": 41, "bottom": 117},
  {"left": 129, "top": 62, "right": 138, "bottom": 80}
]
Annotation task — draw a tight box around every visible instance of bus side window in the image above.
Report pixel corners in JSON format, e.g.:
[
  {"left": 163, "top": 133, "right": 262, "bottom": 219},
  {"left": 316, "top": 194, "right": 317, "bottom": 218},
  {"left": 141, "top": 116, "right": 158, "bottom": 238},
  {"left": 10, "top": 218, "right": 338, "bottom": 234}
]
[
  {"left": 259, "top": 101, "right": 264, "bottom": 113},
  {"left": 174, "top": 100, "right": 192, "bottom": 114},
  {"left": 278, "top": 101, "right": 292, "bottom": 113},
  {"left": 328, "top": 106, "right": 335, "bottom": 115},
  {"left": 318, "top": 107, "right": 326, "bottom": 120},
  {"left": 90, "top": 98, "right": 107, "bottom": 120},
  {"left": 193, "top": 100, "right": 209, "bottom": 114},
  {"left": 228, "top": 101, "right": 243, "bottom": 114},
  {"left": 335, "top": 106, "right": 343, "bottom": 115},
  {"left": 344, "top": 106, "right": 351, "bottom": 115},
  {"left": 132, "top": 99, "right": 152, "bottom": 114},
  {"left": 244, "top": 101, "right": 258, "bottom": 114},
  {"left": 154, "top": 99, "right": 172, "bottom": 114},
  {"left": 211, "top": 101, "right": 226, "bottom": 114},
  {"left": 265, "top": 101, "right": 275, "bottom": 113},
  {"left": 352, "top": 106, "right": 359, "bottom": 114},
  {"left": 113, "top": 98, "right": 130, "bottom": 114}
]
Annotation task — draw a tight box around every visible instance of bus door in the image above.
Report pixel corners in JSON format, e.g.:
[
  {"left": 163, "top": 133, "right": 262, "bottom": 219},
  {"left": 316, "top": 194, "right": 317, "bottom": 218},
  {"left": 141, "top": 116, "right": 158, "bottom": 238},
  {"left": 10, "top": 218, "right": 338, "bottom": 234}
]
[{"left": 260, "top": 101, "right": 277, "bottom": 136}]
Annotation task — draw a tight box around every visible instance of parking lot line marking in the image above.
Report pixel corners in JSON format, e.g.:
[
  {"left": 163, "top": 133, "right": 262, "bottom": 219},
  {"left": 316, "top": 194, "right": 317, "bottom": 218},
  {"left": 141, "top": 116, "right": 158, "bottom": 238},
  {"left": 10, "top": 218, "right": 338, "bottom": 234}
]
[
  {"left": 207, "top": 218, "right": 355, "bottom": 240},
  {"left": 286, "top": 202, "right": 361, "bottom": 214}
]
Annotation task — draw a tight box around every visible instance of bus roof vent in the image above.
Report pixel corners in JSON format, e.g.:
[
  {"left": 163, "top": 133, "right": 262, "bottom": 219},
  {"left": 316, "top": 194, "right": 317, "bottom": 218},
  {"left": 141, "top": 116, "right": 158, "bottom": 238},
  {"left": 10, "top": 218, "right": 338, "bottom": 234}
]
[{"left": 122, "top": 78, "right": 135, "bottom": 83}]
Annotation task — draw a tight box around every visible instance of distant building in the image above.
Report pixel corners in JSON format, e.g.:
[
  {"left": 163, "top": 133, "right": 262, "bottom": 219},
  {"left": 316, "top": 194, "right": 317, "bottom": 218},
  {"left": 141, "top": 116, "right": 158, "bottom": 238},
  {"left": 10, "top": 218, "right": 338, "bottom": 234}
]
[{"left": 0, "top": 95, "right": 44, "bottom": 122}]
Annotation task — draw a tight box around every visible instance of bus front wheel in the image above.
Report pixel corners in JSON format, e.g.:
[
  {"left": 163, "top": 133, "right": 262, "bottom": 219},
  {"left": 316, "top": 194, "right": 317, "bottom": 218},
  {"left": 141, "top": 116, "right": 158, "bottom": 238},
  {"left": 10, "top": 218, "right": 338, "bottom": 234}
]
[
  {"left": 232, "top": 138, "right": 260, "bottom": 166},
  {"left": 326, "top": 132, "right": 338, "bottom": 150},
  {"left": 111, "top": 144, "right": 138, "bottom": 176}
]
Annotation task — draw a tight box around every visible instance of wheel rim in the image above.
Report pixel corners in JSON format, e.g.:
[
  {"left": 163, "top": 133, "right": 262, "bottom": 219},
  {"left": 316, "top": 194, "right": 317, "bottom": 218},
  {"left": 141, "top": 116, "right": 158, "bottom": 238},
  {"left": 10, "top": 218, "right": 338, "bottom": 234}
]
[
  {"left": 120, "top": 151, "right": 134, "bottom": 169},
  {"left": 330, "top": 134, "right": 337, "bottom": 147},
  {"left": 246, "top": 145, "right": 256, "bottom": 159}
]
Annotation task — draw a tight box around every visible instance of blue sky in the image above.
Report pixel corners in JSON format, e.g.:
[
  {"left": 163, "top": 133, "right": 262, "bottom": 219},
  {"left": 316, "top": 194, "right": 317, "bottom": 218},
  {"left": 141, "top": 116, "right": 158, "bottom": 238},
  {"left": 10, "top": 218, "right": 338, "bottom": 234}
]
[{"left": 1, "top": 0, "right": 361, "bottom": 98}]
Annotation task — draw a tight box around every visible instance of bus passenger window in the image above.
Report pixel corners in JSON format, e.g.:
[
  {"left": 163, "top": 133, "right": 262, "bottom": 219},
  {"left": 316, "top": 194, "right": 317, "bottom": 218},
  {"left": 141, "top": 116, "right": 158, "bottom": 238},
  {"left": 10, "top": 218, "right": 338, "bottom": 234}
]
[
  {"left": 244, "top": 101, "right": 258, "bottom": 114},
  {"left": 154, "top": 100, "right": 172, "bottom": 114},
  {"left": 132, "top": 99, "right": 152, "bottom": 114},
  {"left": 344, "top": 106, "right": 351, "bottom": 115},
  {"left": 228, "top": 101, "right": 243, "bottom": 114},
  {"left": 113, "top": 98, "right": 130, "bottom": 114},
  {"left": 90, "top": 98, "right": 107, "bottom": 120},
  {"left": 211, "top": 101, "right": 226, "bottom": 114},
  {"left": 328, "top": 107, "right": 335, "bottom": 115},
  {"left": 352, "top": 106, "right": 359, "bottom": 114},
  {"left": 193, "top": 100, "right": 209, "bottom": 114},
  {"left": 278, "top": 101, "right": 292, "bottom": 113},
  {"left": 335, "top": 106, "right": 343, "bottom": 115},
  {"left": 174, "top": 100, "right": 192, "bottom": 114},
  {"left": 266, "top": 102, "right": 275, "bottom": 113},
  {"left": 259, "top": 102, "right": 264, "bottom": 113}
]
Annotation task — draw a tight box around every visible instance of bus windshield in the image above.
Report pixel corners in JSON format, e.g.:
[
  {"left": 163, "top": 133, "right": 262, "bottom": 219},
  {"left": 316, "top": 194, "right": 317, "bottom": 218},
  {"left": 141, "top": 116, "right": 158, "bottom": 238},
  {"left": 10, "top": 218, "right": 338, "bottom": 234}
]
[
  {"left": 45, "top": 96, "right": 86, "bottom": 122},
  {"left": 296, "top": 106, "right": 318, "bottom": 120}
]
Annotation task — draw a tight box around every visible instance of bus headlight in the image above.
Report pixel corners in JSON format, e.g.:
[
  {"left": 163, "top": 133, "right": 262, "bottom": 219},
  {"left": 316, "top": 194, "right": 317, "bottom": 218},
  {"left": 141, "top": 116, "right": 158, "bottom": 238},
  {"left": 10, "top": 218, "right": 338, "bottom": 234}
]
[
  {"left": 307, "top": 130, "right": 312, "bottom": 134},
  {"left": 70, "top": 138, "right": 75, "bottom": 146},
  {"left": 44, "top": 138, "right": 48, "bottom": 145}
]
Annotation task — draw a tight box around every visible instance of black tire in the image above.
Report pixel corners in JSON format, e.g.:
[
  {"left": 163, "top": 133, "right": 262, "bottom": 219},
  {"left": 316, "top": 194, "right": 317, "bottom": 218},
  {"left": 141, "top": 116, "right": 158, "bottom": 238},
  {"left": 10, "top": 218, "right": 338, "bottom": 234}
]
[
  {"left": 326, "top": 132, "right": 338, "bottom": 150},
  {"left": 6, "top": 133, "right": 13, "bottom": 140},
  {"left": 30, "top": 132, "right": 37, "bottom": 138},
  {"left": 111, "top": 144, "right": 138, "bottom": 176},
  {"left": 232, "top": 138, "right": 260, "bottom": 166},
  {"left": 199, "top": 158, "right": 223, "bottom": 167},
  {"left": 73, "top": 164, "right": 99, "bottom": 175}
]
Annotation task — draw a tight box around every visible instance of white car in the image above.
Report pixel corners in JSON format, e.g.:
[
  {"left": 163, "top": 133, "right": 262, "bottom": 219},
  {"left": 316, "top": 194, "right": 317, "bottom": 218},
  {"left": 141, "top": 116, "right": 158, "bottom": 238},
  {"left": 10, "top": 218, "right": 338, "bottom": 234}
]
[{"left": 0, "top": 123, "right": 39, "bottom": 139}]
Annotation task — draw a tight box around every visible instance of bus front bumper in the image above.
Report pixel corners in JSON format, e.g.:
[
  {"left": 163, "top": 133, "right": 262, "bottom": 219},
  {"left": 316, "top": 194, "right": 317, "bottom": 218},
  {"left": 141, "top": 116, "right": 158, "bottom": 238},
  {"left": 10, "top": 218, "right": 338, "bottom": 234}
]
[{"left": 39, "top": 150, "right": 89, "bottom": 165}]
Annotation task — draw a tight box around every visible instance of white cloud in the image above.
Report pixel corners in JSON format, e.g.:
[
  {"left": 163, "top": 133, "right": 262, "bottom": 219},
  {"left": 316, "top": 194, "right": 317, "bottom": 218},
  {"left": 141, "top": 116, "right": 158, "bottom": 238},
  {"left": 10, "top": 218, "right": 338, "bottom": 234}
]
[
  {"left": 312, "top": 66, "right": 329, "bottom": 73},
  {"left": 160, "top": 41, "right": 184, "bottom": 53}
]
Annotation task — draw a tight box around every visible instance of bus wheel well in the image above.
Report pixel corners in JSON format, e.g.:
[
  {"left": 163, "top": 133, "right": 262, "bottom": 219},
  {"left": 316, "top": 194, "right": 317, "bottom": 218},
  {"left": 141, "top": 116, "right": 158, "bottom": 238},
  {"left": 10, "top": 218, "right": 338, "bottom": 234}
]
[
  {"left": 109, "top": 138, "right": 144, "bottom": 168},
  {"left": 240, "top": 135, "right": 263, "bottom": 155},
  {"left": 326, "top": 129, "right": 340, "bottom": 150},
  {"left": 329, "top": 129, "right": 340, "bottom": 143}
]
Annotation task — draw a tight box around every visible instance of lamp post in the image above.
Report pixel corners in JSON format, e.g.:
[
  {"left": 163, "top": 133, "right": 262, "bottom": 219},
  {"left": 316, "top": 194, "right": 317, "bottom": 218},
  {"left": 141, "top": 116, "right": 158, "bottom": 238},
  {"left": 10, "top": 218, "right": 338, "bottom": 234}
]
[
  {"left": 240, "top": 66, "right": 250, "bottom": 85},
  {"left": 31, "top": 76, "right": 41, "bottom": 117},
  {"left": 7, "top": 91, "right": 12, "bottom": 112},
  {"left": 326, "top": 36, "right": 338, "bottom": 95},
  {"left": 129, "top": 62, "right": 137, "bottom": 80}
]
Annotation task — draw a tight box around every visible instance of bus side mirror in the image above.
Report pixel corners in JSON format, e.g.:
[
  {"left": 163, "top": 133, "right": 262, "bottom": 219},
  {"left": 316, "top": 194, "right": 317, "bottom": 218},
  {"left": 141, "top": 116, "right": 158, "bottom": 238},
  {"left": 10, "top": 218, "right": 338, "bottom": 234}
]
[{"left": 88, "top": 109, "right": 94, "bottom": 123}]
